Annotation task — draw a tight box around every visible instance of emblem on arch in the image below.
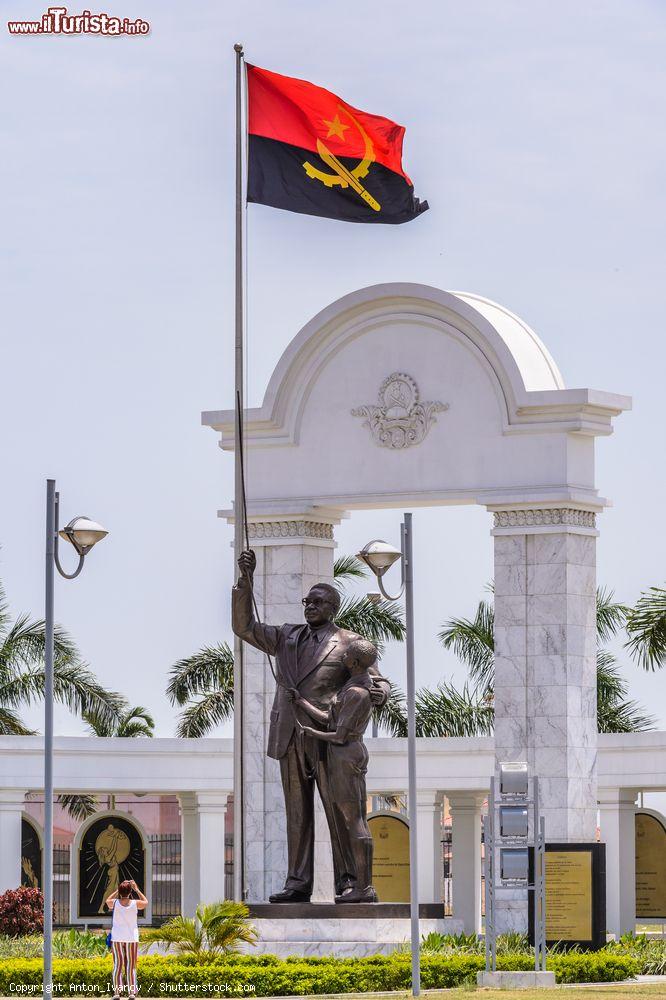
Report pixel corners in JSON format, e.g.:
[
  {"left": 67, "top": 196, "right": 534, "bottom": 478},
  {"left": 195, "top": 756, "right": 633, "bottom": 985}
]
[{"left": 352, "top": 372, "right": 448, "bottom": 450}]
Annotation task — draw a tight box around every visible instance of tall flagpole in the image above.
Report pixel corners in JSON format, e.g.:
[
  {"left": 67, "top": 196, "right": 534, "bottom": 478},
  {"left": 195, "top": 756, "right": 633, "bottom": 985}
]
[{"left": 233, "top": 41, "right": 246, "bottom": 903}]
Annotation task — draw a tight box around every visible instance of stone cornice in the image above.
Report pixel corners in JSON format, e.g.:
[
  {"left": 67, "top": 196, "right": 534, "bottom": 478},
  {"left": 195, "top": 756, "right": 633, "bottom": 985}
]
[
  {"left": 247, "top": 520, "right": 333, "bottom": 541},
  {"left": 493, "top": 508, "right": 596, "bottom": 529}
]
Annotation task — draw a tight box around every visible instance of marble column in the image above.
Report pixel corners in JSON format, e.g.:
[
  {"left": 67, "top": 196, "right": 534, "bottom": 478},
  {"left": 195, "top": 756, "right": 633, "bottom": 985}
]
[
  {"left": 448, "top": 793, "right": 484, "bottom": 934},
  {"left": 414, "top": 791, "right": 443, "bottom": 903},
  {"left": 197, "top": 792, "right": 228, "bottom": 904},
  {"left": 233, "top": 507, "right": 344, "bottom": 902},
  {"left": 598, "top": 788, "right": 637, "bottom": 937},
  {"left": 489, "top": 505, "right": 599, "bottom": 931},
  {"left": 0, "top": 790, "right": 27, "bottom": 893},
  {"left": 178, "top": 792, "right": 200, "bottom": 917}
]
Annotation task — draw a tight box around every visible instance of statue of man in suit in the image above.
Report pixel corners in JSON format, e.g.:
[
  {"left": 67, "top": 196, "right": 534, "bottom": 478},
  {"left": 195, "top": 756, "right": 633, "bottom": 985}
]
[{"left": 232, "top": 548, "right": 390, "bottom": 903}]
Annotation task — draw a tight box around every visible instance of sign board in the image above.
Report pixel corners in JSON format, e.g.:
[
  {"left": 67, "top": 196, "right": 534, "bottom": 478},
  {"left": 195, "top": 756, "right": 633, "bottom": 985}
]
[
  {"left": 529, "top": 843, "right": 605, "bottom": 949},
  {"left": 21, "top": 816, "right": 42, "bottom": 889},
  {"left": 369, "top": 812, "right": 410, "bottom": 902},
  {"left": 635, "top": 809, "right": 666, "bottom": 920},
  {"left": 77, "top": 814, "right": 146, "bottom": 918}
]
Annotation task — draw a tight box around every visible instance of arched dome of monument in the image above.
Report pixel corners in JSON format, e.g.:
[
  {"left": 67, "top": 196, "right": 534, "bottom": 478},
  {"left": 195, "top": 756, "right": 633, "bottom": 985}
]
[{"left": 451, "top": 291, "right": 565, "bottom": 392}]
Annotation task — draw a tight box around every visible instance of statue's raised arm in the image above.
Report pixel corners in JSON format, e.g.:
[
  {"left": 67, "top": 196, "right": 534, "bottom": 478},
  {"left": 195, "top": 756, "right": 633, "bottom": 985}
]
[{"left": 231, "top": 549, "right": 281, "bottom": 656}]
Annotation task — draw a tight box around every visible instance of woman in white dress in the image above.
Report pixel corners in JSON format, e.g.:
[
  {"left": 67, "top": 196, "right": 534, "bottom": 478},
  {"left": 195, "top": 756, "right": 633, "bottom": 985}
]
[{"left": 106, "top": 878, "right": 147, "bottom": 998}]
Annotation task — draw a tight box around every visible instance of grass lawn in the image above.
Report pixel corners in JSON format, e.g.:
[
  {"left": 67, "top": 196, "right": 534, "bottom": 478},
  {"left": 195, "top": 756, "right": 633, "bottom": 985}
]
[
  {"left": 406, "top": 989, "right": 665, "bottom": 999},
  {"left": 293, "top": 988, "right": 666, "bottom": 1000}
]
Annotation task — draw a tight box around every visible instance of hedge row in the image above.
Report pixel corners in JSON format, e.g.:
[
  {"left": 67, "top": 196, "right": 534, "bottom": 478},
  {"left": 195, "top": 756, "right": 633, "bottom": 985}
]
[{"left": 0, "top": 951, "right": 638, "bottom": 996}]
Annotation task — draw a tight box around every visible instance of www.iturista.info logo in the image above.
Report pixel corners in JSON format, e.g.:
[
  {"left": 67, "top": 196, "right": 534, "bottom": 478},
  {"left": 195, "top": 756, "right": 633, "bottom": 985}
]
[{"left": 7, "top": 6, "right": 150, "bottom": 34}]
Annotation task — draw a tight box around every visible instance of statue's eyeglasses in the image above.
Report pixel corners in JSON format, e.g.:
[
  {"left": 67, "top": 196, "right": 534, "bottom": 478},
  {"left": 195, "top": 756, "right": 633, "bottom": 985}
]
[{"left": 302, "top": 597, "right": 329, "bottom": 607}]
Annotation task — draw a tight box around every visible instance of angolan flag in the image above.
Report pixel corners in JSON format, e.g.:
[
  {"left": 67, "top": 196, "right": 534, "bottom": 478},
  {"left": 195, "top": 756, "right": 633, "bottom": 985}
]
[{"left": 246, "top": 64, "right": 429, "bottom": 225}]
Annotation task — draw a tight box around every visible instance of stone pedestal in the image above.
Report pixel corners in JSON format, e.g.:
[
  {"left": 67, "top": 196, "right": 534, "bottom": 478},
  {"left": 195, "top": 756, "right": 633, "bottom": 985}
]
[
  {"left": 0, "top": 791, "right": 26, "bottom": 893},
  {"left": 449, "top": 793, "right": 484, "bottom": 934},
  {"left": 233, "top": 507, "right": 344, "bottom": 902},
  {"left": 599, "top": 788, "right": 637, "bottom": 937},
  {"left": 490, "top": 505, "right": 599, "bottom": 932},
  {"left": 247, "top": 903, "right": 462, "bottom": 957}
]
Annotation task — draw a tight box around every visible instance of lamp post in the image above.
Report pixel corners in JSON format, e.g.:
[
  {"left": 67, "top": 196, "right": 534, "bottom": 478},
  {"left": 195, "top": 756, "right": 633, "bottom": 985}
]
[
  {"left": 43, "top": 479, "right": 107, "bottom": 996},
  {"left": 357, "top": 513, "right": 420, "bottom": 997}
]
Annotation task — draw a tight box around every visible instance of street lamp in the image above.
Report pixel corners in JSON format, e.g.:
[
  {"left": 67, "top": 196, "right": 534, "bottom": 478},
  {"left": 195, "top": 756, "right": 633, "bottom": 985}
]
[
  {"left": 43, "top": 480, "right": 107, "bottom": 996},
  {"left": 357, "top": 513, "right": 421, "bottom": 997}
]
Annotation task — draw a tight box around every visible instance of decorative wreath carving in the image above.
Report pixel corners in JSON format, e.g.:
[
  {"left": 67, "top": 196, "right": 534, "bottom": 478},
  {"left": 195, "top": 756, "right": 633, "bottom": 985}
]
[{"left": 351, "top": 372, "right": 448, "bottom": 450}]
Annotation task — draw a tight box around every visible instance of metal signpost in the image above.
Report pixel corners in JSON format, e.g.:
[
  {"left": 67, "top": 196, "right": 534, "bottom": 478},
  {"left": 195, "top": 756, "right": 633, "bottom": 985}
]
[{"left": 483, "top": 763, "right": 546, "bottom": 976}]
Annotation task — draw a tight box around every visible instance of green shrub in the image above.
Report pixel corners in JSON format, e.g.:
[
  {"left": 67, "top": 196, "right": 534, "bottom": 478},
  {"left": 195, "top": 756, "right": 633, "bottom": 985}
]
[
  {"left": 0, "top": 930, "right": 107, "bottom": 959},
  {"left": 609, "top": 933, "right": 666, "bottom": 975},
  {"left": 0, "top": 950, "right": 638, "bottom": 996}
]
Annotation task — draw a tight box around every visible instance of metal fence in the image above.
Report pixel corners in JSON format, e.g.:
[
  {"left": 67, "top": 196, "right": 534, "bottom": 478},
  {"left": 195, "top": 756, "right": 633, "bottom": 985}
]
[{"left": 150, "top": 833, "right": 181, "bottom": 923}]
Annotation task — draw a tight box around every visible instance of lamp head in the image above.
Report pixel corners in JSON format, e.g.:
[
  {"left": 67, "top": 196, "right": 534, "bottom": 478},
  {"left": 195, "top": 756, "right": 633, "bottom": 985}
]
[
  {"left": 356, "top": 539, "right": 402, "bottom": 579},
  {"left": 59, "top": 516, "right": 108, "bottom": 556}
]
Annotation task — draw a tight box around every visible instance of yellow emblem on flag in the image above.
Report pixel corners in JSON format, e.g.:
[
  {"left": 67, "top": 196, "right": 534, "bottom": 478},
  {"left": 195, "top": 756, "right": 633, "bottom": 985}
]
[{"left": 303, "top": 106, "right": 381, "bottom": 212}]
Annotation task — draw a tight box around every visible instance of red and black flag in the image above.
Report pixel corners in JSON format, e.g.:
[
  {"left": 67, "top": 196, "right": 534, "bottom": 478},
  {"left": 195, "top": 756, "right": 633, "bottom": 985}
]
[{"left": 246, "top": 65, "right": 428, "bottom": 225}]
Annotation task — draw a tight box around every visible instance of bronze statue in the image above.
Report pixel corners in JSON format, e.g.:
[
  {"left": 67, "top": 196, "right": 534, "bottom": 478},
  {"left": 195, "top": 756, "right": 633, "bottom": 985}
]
[
  {"left": 232, "top": 548, "right": 389, "bottom": 903},
  {"left": 294, "top": 637, "right": 379, "bottom": 903}
]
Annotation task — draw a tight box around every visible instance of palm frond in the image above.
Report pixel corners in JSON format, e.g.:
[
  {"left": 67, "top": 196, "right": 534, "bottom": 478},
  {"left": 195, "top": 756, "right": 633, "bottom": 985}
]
[
  {"left": 0, "top": 580, "right": 12, "bottom": 638},
  {"left": 141, "top": 902, "right": 256, "bottom": 955},
  {"left": 167, "top": 643, "right": 234, "bottom": 706},
  {"left": 175, "top": 689, "right": 234, "bottom": 738},
  {"left": 0, "top": 706, "right": 36, "bottom": 735},
  {"left": 117, "top": 706, "right": 154, "bottom": 738},
  {"left": 335, "top": 596, "right": 405, "bottom": 653},
  {"left": 626, "top": 587, "right": 666, "bottom": 672},
  {"left": 596, "top": 587, "right": 629, "bottom": 643},
  {"left": 84, "top": 703, "right": 155, "bottom": 738},
  {"left": 596, "top": 649, "right": 654, "bottom": 733},
  {"left": 438, "top": 599, "right": 495, "bottom": 689},
  {"left": 0, "top": 615, "right": 78, "bottom": 675},
  {"left": 415, "top": 681, "right": 494, "bottom": 737},
  {"left": 57, "top": 794, "right": 98, "bottom": 821},
  {"left": 372, "top": 684, "right": 407, "bottom": 737},
  {"left": 333, "top": 555, "right": 368, "bottom": 584},
  {"left": 51, "top": 662, "right": 124, "bottom": 727}
]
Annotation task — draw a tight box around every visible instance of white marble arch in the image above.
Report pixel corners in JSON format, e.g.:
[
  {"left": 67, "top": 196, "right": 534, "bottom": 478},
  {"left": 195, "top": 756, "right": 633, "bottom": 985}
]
[
  {"left": 202, "top": 283, "right": 631, "bottom": 916},
  {"left": 69, "top": 810, "right": 152, "bottom": 925},
  {"left": 203, "top": 283, "right": 629, "bottom": 513}
]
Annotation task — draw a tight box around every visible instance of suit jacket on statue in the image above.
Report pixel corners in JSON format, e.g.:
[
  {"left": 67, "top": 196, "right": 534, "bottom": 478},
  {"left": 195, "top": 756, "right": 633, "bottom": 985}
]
[{"left": 232, "top": 573, "right": 390, "bottom": 760}]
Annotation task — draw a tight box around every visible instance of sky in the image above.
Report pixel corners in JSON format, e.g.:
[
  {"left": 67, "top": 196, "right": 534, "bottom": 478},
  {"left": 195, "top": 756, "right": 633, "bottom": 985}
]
[{"left": 1, "top": 0, "right": 665, "bottom": 739}]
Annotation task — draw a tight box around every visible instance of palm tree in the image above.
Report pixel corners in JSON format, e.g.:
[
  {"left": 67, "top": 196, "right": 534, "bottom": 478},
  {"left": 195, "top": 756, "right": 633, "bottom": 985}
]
[
  {"left": 626, "top": 586, "right": 666, "bottom": 671},
  {"left": 48, "top": 702, "right": 157, "bottom": 821},
  {"left": 0, "top": 579, "right": 122, "bottom": 736},
  {"left": 169, "top": 556, "right": 406, "bottom": 737},
  {"left": 168, "top": 643, "right": 234, "bottom": 738},
  {"left": 141, "top": 901, "right": 257, "bottom": 956},
  {"left": 439, "top": 586, "right": 653, "bottom": 734},
  {"left": 84, "top": 702, "right": 155, "bottom": 738},
  {"left": 378, "top": 680, "right": 494, "bottom": 738}
]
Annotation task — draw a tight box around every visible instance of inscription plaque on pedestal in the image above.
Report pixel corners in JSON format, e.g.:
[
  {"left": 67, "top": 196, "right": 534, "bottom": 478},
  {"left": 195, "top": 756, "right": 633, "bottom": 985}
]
[
  {"left": 369, "top": 813, "right": 410, "bottom": 903},
  {"left": 529, "top": 843, "right": 605, "bottom": 949},
  {"left": 635, "top": 810, "right": 666, "bottom": 920}
]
